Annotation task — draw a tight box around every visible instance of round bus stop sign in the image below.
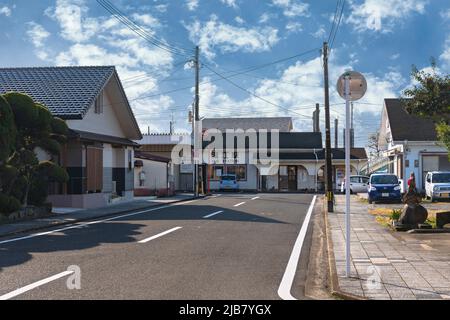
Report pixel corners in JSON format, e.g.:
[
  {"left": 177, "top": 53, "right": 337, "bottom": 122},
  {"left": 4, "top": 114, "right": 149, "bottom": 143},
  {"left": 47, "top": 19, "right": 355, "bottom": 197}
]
[{"left": 337, "top": 71, "right": 367, "bottom": 101}]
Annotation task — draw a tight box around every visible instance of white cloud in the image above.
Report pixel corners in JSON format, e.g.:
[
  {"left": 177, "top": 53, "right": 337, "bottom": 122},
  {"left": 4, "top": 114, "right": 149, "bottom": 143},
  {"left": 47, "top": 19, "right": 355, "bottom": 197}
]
[
  {"left": 440, "top": 35, "right": 450, "bottom": 71},
  {"left": 347, "top": 0, "right": 428, "bottom": 33},
  {"left": 390, "top": 53, "right": 400, "bottom": 60},
  {"left": 26, "top": 22, "right": 51, "bottom": 61},
  {"left": 311, "top": 26, "right": 326, "bottom": 39},
  {"left": 235, "top": 16, "right": 245, "bottom": 24},
  {"left": 0, "top": 5, "right": 12, "bottom": 16},
  {"left": 26, "top": 22, "right": 51, "bottom": 48},
  {"left": 185, "top": 15, "right": 279, "bottom": 59},
  {"left": 186, "top": 0, "right": 199, "bottom": 11},
  {"left": 220, "top": 0, "right": 238, "bottom": 9},
  {"left": 197, "top": 55, "right": 402, "bottom": 145},
  {"left": 132, "top": 13, "right": 160, "bottom": 27},
  {"left": 441, "top": 8, "right": 450, "bottom": 20},
  {"left": 46, "top": 0, "right": 99, "bottom": 42},
  {"left": 271, "top": 0, "right": 309, "bottom": 18},
  {"left": 259, "top": 13, "right": 272, "bottom": 24},
  {"left": 286, "top": 22, "right": 302, "bottom": 33}
]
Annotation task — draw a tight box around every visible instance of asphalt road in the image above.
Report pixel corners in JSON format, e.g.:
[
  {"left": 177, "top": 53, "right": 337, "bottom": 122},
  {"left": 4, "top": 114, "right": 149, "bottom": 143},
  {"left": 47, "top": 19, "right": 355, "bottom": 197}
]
[{"left": 0, "top": 193, "right": 317, "bottom": 300}]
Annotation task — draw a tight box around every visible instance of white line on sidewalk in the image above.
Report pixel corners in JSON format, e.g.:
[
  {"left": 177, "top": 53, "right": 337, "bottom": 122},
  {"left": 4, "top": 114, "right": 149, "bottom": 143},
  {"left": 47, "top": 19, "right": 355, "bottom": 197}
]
[
  {"left": 251, "top": 196, "right": 260, "bottom": 200},
  {"left": 0, "top": 199, "right": 200, "bottom": 245},
  {"left": 203, "top": 210, "right": 224, "bottom": 219},
  {"left": 0, "top": 270, "right": 74, "bottom": 300},
  {"left": 138, "top": 227, "right": 182, "bottom": 244},
  {"left": 278, "top": 195, "right": 317, "bottom": 301},
  {"left": 234, "top": 202, "right": 246, "bottom": 207}
]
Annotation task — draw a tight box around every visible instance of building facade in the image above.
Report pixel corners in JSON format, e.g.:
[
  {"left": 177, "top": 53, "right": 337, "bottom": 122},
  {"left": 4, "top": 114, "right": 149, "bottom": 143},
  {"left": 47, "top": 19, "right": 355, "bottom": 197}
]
[
  {"left": 0, "top": 66, "right": 142, "bottom": 208},
  {"left": 373, "top": 98, "right": 450, "bottom": 191}
]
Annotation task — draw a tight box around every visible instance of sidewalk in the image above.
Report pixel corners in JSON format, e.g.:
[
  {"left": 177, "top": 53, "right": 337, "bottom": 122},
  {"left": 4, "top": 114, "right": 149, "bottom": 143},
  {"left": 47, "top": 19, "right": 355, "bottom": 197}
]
[
  {"left": 327, "top": 195, "right": 450, "bottom": 300},
  {"left": 0, "top": 193, "right": 196, "bottom": 239}
]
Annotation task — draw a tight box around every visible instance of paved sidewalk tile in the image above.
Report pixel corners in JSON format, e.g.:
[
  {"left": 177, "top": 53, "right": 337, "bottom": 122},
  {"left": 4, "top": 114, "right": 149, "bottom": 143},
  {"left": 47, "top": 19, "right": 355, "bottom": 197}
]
[{"left": 328, "top": 195, "right": 450, "bottom": 300}]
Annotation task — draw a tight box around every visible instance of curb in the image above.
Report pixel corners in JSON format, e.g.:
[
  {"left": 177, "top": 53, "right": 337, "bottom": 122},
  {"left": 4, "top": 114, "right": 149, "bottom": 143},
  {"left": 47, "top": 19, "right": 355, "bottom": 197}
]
[
  {"left": 322, "top": 196, "right": 367, "bottom": 300},
  {"left": 0, "top": 196, "right": 203, "bottom": 240}
]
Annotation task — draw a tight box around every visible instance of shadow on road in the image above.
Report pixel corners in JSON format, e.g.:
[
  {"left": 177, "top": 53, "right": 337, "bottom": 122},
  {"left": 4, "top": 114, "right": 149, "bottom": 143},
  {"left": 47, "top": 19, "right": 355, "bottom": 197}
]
[{"left": 0, "top": 204, "right": 285, "bottom": 271}]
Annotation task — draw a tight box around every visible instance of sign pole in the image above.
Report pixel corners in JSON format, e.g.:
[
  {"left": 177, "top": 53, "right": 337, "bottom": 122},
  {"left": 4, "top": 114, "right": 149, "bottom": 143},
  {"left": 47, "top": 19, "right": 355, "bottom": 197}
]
[
  {"left": 336, "top": 70, "right": 367, "bottom": 278},
  {"left": 344, "top": 75, "right": 351, "bottom": 277}
]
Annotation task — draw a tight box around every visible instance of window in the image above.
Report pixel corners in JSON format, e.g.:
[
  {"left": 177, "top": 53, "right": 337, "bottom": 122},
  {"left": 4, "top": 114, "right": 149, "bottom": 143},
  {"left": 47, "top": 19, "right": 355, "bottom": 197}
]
[
  {"left": 94, "top": 91, "right": 104, "bottom": 114},
  {"left": 210, "top": 165, "right": 223, "bottom": 180},
  {"left": 226, "top": 165, "right": 246, "bottom": 181},
  {"left": 350, "top": 177, "right": 359, "bottom": 183}
]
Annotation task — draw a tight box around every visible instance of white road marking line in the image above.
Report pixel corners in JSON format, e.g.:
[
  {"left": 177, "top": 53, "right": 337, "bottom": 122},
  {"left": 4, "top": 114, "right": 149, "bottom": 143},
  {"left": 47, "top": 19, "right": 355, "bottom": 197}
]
[
  {"left": 138, "top": 227, "right": 182, "bottom": 243},
  {"left": 203, "top": 210, "right": 224, "bottom": 219},
  {"left": 0, "top": 199, "right": 200, "bottom": 245},
  {"left": 278, "top": 195, "right": 317, "bottom": 301},
  {"left": 251, "top": 196, "right": 260, "bottom": 200},
  {"left": 0, "top": 270, "right": 74, "bottom": 300},
  {"left": 234, "top": 202, "right": 246, "bottom": 207}
]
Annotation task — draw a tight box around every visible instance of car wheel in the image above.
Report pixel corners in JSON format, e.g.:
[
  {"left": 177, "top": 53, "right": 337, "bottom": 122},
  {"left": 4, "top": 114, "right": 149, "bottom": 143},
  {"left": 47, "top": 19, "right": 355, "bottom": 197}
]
[{"left": 368, "top": 199, "right": 373, "bottom": 204}]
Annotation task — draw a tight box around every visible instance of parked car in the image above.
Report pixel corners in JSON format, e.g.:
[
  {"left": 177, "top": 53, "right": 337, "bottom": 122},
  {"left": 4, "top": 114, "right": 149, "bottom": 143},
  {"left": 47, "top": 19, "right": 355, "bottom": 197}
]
[
  {"left": 368, "top": 173, "right": 402, "bottom": 204},
  {"left": 425, "top": 171, "right": 450, "bottom": 202},
  {"left": 219, "top": 174, "right": 238, "bottom": 191},
  {"left": 340, "top": 175, "right": 370, "bottom": 194}
]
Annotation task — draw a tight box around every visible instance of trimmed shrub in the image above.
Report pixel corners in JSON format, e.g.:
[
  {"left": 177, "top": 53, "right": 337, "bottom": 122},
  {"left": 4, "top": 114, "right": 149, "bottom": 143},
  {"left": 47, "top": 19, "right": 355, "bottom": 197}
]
[
  {"left": 3, "top": 92, "right": 38, "bottom": 130},
  {"left": 0, "top": 193, "right": 21, "bottom": 215},
  {"left": 0, "top": 95, "right": 16, "bottom": 162}
]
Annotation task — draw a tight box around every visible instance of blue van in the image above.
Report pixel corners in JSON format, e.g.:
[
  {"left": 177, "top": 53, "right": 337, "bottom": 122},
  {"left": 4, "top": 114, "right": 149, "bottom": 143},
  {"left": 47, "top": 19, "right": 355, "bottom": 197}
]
[{"left": 368, "top": 173, "right": 402, "bottom": 204}]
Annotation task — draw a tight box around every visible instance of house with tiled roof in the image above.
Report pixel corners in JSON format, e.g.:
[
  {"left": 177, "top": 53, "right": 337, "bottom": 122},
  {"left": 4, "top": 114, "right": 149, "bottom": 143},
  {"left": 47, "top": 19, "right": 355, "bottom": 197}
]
[
  {"left": 0, "top": 66, "right": 142, "bottom": 208},
  {"left": 374, "top": 98, "right": 449, "bottom": 191}
]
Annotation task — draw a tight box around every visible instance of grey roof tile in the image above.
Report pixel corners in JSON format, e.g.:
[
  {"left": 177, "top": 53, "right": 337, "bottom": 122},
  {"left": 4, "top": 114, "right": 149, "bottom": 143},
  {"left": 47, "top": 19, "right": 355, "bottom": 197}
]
[{"left": 0, "top": 66, "right": 115, "bottom": 119}]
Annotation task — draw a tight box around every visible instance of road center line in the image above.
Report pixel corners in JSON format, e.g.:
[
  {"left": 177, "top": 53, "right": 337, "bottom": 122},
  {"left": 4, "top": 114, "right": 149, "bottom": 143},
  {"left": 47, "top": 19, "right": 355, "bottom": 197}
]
[
  {"left": 0, "top": 270, "right": 74, "bottom": 300},
  {"left": 138, "top": 227, "right": 182, "bottom": 244},
  {"left": 0, "top": 199, "right": 199, "bottom": 245},
  {"left": 234, "top": 202, "right": 246, "bottom": 207},
  {"left": 251, "top": 196, "right": 260, "bottom": 200},
  {"left": 278, "top": 195, "right": 317, "bottom": 301},
  {"left": 203, "top": 210, "right": 224, "bottom": 219}
]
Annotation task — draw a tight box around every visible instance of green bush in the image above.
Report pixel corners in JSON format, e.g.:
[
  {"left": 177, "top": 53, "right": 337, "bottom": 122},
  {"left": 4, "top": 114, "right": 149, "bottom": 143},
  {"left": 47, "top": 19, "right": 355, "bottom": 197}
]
[
  {"left": 3, "top": 92, "right": 38, "bottom": 130},
  {"left": 0, "top": 95, "right": 16, "bottom": 162},
  {"left": 391, "top": 209, "right": 402, "bottom": 221},
  {"left": 51, "top": 117, "right": 69, "bottom": 135},
  {"left": 0, "top": 193, "right": 21, "bottom": 215}
]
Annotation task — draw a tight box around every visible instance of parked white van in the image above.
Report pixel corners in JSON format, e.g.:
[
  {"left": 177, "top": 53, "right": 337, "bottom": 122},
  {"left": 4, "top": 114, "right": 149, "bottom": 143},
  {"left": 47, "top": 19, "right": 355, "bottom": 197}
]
[{"left": 425, "top": 171, "right": 450, "bottom": 202}]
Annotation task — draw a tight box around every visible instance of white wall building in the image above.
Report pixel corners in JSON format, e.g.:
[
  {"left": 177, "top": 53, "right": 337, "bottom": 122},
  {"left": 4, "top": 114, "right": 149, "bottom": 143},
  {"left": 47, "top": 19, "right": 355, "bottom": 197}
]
[{"left": 376, "top": 98, "right": 450, "bottom": 191}]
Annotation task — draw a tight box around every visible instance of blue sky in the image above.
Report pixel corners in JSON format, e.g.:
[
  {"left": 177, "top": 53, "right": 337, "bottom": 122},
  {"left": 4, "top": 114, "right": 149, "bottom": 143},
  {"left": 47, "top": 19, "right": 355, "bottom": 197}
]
[{"left": 0, "top": 0, "right": 449, "bottom": 147}]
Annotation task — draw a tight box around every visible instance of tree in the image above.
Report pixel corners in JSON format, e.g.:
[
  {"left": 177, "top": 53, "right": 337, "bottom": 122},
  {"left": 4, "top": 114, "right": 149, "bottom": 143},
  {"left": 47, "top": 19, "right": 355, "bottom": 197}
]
[
  {"left": 402, "top": 60, "right": 450, "bottom": 157},
  {"left": 0, "top": 92, "right": 69, "bottom": 213},
  {"left": 366, "top": 132, "right": 381, "bottom": 158}
]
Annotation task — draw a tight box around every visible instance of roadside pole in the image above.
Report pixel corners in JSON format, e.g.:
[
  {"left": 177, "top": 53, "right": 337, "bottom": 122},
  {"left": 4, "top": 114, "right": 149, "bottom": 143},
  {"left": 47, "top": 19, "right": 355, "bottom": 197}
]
[
  {"left": 344, "top": 75, "right": 351, "bottom": 277},
  {"left": 337, "top": 70, "right": 367, "bottom": 278},
  {"left": 194, "top": 46, "right": 200, "bottom": 197},
  {"left": 323, "top": 42, "right": 334, "bottom": 213}
]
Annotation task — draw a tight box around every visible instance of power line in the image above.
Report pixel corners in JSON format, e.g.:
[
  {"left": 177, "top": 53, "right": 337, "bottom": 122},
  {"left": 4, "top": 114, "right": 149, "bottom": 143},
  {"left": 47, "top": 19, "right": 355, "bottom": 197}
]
[
  {"left": 96, "top": 0, "right": 194, "bottom": 57},
  {"left": 202, "top": 63, "right": 317, "bottom": 120}
]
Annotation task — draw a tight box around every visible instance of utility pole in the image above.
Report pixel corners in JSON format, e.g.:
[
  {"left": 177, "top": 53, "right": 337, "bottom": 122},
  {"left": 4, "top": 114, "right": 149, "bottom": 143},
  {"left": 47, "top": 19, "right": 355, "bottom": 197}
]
[
  {"left": 315, "top": 103, "right": 320, "bottom": 132},
  {"left": 334, "top": 118, "right": 338, "bottom": 148},
  {"left": 193, "top": 46, "right": 200, "bottom": 197},
  {"left": 323, "top": 42, "right": 334, "bottom": 212}
]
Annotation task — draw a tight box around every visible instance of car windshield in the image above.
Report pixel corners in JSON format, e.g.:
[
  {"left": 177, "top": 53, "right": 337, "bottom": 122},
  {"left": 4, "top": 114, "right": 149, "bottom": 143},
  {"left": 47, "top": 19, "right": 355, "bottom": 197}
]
[
  {"left": 433, "top": 173, "right": 450, "bottom": 183},
  {"left": 371, "top": 175, "right": 398, "bottom": 185},
  {"left": 221, "top": 175, "right": 235, "bottom": 181}
]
